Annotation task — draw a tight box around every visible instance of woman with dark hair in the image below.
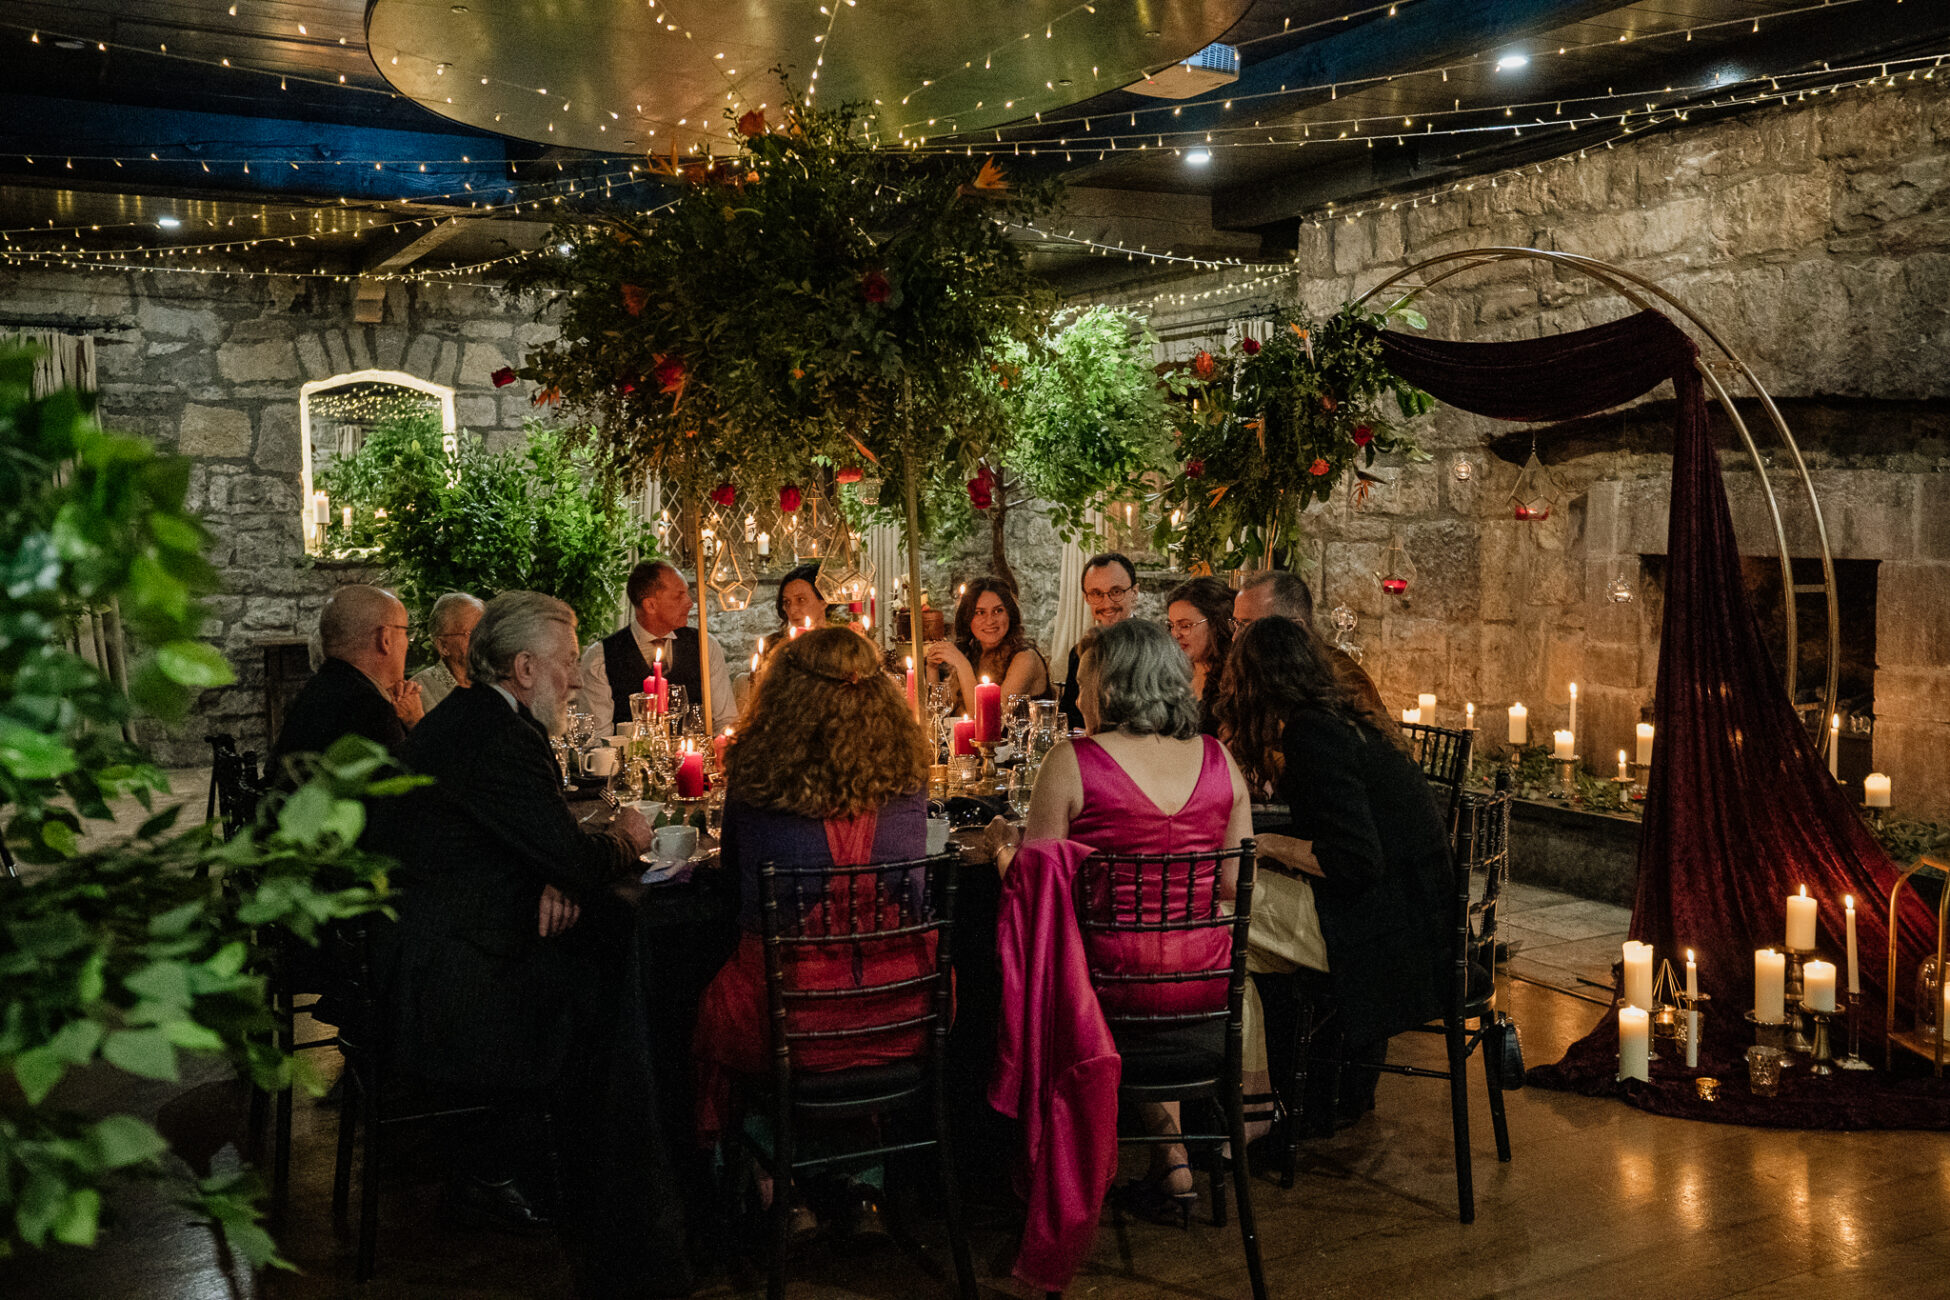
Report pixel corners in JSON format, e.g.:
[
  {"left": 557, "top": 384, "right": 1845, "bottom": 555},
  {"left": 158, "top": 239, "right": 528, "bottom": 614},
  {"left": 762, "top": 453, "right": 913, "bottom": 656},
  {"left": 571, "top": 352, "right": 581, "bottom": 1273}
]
[
  {"left": 991, "top": 617, "right": 1252, "bottom": 1223},
  {"left": 1217, "top": 616, "right": 1451, "bottom": 1135},
  {"left": 925, "top": 576, "right": 1050, "bottom": 710},
  {"left": 1164, "top": 576, "right": 1236, "bottom": 731},
  {"left": 774, "top": 562, "right": 830, "bottom": 639}
]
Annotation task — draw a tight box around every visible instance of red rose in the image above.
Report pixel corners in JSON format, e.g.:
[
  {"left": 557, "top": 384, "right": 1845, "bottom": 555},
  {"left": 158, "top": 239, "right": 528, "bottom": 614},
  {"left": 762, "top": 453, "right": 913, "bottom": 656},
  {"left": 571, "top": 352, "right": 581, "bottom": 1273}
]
[
  {"left": 1186, "top": 459, "right": 1205, "bottom": 478},
  {"left": 709, "top": 483, "right": 736, "bottom": 508},
  {"left": 1309, "top": 458, "right": 1330, "bottom": 476},
  {"left": 779, "top": 485, "right": 803, "bottom": 514},
  {"left": 491, "top": 367, "right": 516, "bottom": 388},
  {"left": 736, "top": 108, "right": 767, "bottom": 138},
  {"left": 617, "top": 377, "right": 638, "bottom": 396},
  {"left": 1192, "top": 349, "right": 1216, "bottom": 381},
  {"left": 1353, "top": 425, "right": 1373, "bottom": 446},
  {"left": 1240, "top": 336, "right": 1261, "bottom": 355},
  {"left": 862, "top": 269, "right": 892, "bottom": 304},
  {"left": 967, "top": 464, "right": 995, "bottom": 511},
  {"left": 836, "top": 466, "right": 863, "bottom": 484},
  {"left": 653, "top": 355, "right": 686, "bottom": 395},
  {"left": 621, "top": 283, "right": 648, "bottom": 316}
]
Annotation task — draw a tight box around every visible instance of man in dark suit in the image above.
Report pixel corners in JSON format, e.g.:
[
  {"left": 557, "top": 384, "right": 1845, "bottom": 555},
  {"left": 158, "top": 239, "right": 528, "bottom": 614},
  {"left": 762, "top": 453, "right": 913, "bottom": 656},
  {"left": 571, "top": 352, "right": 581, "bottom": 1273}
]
[
  {"left": 378, "top": 591, "right": 686, "bottom": 1298},
  {"left": 267, "top": 583, "right": 421, "bottom": 784},
  {"left": 1057, "top": 552, "right": 1139, "bottom": 732}
]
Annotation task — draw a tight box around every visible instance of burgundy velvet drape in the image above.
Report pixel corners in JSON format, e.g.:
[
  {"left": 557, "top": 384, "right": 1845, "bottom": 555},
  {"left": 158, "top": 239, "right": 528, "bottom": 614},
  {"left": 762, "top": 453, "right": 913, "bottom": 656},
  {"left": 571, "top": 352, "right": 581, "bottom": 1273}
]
[{"left": 1378, "top": 311, "right": 1947, "bottom": 1125}]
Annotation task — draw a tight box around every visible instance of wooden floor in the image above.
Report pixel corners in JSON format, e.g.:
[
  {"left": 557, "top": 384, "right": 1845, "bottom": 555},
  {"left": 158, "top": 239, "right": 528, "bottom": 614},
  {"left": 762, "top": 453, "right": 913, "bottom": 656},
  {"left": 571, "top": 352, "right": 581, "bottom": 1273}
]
[{"left": 11, "top": 965, "right": 1950, "bottom": 1300}]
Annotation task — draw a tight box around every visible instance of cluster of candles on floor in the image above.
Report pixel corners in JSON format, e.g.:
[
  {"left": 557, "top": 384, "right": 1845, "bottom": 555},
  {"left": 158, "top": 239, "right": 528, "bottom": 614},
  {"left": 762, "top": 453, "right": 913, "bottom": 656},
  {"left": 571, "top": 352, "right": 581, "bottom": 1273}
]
[{"left": 1617, "top": 886, "right": 1865, "bottom": 1082}]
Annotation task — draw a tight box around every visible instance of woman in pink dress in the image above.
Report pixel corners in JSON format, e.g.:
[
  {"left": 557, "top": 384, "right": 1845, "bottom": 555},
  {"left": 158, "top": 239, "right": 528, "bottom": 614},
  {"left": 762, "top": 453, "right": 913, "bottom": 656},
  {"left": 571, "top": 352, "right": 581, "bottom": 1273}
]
[{"left": 994, "top": 617, "right": 1252, "bottom": 1220}]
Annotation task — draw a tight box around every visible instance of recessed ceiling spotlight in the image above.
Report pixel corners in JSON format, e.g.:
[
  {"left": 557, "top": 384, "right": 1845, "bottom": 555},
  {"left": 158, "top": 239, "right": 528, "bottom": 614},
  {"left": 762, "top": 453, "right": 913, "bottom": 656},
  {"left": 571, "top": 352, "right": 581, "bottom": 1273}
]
[
  {"left": 157, "top": 216, "right": 182, "bottom": 228},
  {"left": 1186, "top": 148, "right": 1212, "bottom": 165},
  {"left": 1496, "top": 53, "right": 1529, "bottom": 71}
]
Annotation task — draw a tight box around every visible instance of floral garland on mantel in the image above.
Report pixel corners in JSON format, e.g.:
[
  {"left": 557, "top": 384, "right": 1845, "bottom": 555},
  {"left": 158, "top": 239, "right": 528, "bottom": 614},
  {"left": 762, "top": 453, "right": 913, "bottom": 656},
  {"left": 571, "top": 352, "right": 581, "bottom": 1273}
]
[
  {"left": 503, "top": 93, "right": 1057, "bottom": 519},
  {"left": 1155, "top": 300, "right": 1436, "bottom": 571}
]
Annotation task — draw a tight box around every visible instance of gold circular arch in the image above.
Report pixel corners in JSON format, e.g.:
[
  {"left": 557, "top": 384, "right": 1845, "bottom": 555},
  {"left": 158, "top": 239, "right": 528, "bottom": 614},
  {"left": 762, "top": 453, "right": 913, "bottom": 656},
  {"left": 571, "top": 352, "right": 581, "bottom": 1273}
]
[{"left": 1352, "top": 247, "right": 1841, "bottom": 749}]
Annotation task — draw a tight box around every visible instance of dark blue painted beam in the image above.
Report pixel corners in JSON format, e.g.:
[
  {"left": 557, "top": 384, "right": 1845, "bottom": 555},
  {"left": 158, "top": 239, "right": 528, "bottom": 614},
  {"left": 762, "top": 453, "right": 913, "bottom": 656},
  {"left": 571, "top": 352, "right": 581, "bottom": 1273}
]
[{"left": 0, "top": 93, "right": 631, "bottom": 206}]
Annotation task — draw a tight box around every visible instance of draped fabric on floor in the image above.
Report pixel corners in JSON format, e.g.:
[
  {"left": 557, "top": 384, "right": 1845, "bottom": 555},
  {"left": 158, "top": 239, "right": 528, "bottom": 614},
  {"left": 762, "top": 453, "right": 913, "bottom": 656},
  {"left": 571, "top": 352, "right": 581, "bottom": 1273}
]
[{"left": 1377, "top": 310, "right": 1949, "bottom": 1126}]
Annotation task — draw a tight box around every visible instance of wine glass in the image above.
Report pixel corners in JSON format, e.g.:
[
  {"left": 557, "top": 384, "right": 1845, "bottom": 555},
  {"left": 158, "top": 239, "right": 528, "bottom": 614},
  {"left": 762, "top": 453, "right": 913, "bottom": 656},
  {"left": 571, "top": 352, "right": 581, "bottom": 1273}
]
[
  {"left": 664, "top": 684, "right": 689, "bottom": 732},
  {"left": 1007, "top": 764, "right": 1035, "bottom": 821},
  {"left": 1004, "top": 695, "right": 1030, "bottom": 756},
  {"left": 927, "top": 680, "right": 955, "bottom": 759}
]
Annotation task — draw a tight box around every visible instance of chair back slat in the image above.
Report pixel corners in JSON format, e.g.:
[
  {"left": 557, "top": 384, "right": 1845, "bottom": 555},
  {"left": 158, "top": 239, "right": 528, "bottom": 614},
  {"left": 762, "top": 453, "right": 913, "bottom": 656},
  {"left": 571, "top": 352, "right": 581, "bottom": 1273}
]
[
  {"left": 758, "top": 853, "right": 959, "bottom": 1073},
  {"left": 1401, "top": 722, "right": 1474, "bottom": 837},
  {"left": 1457, "top": 769, "right": 1516, "bottom": 971},
  {"left": 205, "top": 732, "right": 265, "bottom": 839},
  {"left": 1073, "top": 842, "right": 1258, "bottom": 1035}
]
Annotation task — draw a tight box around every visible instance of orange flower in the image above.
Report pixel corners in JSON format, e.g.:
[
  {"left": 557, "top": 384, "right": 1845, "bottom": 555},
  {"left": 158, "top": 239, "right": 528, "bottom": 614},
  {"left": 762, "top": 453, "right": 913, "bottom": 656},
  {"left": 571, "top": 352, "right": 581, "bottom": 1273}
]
[
  {"left": 1309, "top": 458, "right": 1330, "bottom": 476},
  {"left": 737, "top": 108, "right": 767, "bottom": 137},
  {"left": 532, "top": 387, "right": 560, "bottom": 407},
  {"left": 1192, "top": 350, "right": 1216, "bottom": 381},
  {"left": 621, "top": 283, "right": 648, "bottom": 316}
]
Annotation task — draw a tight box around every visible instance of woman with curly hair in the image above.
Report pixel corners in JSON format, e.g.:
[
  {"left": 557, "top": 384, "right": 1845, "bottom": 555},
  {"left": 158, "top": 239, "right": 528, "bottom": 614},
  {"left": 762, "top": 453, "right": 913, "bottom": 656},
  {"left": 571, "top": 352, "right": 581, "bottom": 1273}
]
[
  {"left": 693, "top": 628, "right": 936, "bottom": 1138},
  {"left": 925, "top": 576, "right": 1049, "bottom": 712},
  {"left": 1218, "top": 616, "right": 1450, "bottom": 1136},
  {"left": 1164, "top": 576, "right": 1236, "bottom": 732}
]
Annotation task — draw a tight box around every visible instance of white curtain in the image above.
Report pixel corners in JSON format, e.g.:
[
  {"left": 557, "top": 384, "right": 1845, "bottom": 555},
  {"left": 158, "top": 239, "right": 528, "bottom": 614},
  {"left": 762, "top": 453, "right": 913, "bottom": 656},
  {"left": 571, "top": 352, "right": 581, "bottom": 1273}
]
[
  {"left": 4, "top": 331, "right": 135, "bottom": 741},
  {"left": 867, "top": 523, "right": 904, "bottom": 651},
  {"left": 1044, "top": 508, "right": 1103, "bottom": 682}
]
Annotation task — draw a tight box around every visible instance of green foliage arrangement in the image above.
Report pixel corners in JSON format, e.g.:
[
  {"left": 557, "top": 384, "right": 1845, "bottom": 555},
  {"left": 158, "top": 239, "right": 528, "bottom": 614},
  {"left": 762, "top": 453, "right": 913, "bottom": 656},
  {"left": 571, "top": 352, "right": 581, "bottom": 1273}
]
[
  {"left": 0, "top": 346, "right": 404, "bottom": 1267},
  {"left": 316, "top": 417, "right": 654, "bottom": 643},
  {"left": 312, "top": 408, "right": 445, "bottom": 554},
  {"left": 506, "top": 91, "right": 1058, "bottom": 516},
  {"left": 1869, "top": 816, "right": 1950, "bottom": 868},
  {"left": 1156, "top": 301, "right": 1436, "bottom": 570}
]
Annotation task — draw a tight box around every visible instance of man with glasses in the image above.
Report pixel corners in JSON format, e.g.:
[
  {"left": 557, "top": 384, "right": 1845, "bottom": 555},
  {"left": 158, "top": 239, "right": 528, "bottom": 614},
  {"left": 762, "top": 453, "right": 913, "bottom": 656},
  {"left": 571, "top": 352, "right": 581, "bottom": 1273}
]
[
  {"left": 1057, "top": 551, "right": 1139, "bottom": 731},
  {"left": 1232, "top": 569, "right": 1390, "bottom": 717},
  {"left": 411, "top": 591, "right": 486, "bottom": 715},
  {"left": 268, "top": 582, "right": 423, "bottom": 785}
]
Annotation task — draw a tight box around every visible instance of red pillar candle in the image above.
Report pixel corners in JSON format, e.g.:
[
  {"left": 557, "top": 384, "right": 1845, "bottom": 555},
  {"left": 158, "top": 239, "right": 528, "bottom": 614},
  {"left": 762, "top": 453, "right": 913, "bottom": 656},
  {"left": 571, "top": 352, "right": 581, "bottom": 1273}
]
[
  {"left": 675, "top": 743, "right": 705, "bottom": 798},
  {"left": 905, "top": 656, "right": 917, "bottom": 705},
  {"left": 647, "top": 647, "right": 668, "bottom": 714},
  {"left": 951, "top": 716, "right": 977, "bottom": 756},
  {"left": 712, "top": 727, "right": 732, "bottom": 766},
  {"left": 974, "top": 675, "right": 1002, "bottom": 743}
]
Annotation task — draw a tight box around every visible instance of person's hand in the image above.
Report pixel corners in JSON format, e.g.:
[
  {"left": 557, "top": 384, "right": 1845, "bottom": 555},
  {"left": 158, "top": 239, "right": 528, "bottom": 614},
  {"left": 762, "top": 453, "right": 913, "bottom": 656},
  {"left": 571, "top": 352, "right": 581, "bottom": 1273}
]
[
  {"left": 1254, "top": 832, "right": 1321, "bottom": 877},
  {"left": 538, "top": 884, "right": 581, "bottom": 937},
  {"left": 391, "top": 679, "right": 425, "bottom": 728},
  {"left": 924, "top": 639, "right": 968, "bottom": 674},
  {"left": 610, "top": 803, "right": 655, "bottom": 856},
  {"left": 981, "top": 815, "right": 1020, "bottom": 858}
]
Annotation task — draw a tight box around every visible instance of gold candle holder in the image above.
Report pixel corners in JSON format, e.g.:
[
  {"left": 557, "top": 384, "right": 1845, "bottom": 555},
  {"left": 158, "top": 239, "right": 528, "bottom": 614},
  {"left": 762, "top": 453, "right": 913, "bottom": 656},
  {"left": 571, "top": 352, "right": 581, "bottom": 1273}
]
[
  {"left": 1800, "top": 1002, "right": 1839, "bottom": 1077},
  {"left": 1549, "top": 755, "right": 1580, "bottom": 799}
]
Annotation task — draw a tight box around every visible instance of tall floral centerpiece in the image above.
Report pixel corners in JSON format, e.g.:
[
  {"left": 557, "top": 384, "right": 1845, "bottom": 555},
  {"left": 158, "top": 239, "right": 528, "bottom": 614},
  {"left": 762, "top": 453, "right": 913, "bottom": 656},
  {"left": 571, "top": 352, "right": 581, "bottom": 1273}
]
[
  {"left": 509, "top": 95, "right": 1056, "bottom": 720},
  {"left": 1158, "top": 301, "right": 1435, "bottom": 570}
]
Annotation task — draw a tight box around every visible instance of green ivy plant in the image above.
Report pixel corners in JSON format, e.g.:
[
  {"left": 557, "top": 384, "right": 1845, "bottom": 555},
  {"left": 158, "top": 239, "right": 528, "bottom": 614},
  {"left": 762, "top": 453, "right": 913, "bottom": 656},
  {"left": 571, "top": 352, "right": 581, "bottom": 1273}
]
[
  {"left": 311, "top": 407, "right": 446, "bottom": 556},
  {"left": 0, "top": 345, "right": 406, "bottom": 1268},
  {"left": 1157, "top": 301, "right": 1436, "bottom": 570},
  {"left": 317, "top": 417, "right": 655, "bottom": 645}
]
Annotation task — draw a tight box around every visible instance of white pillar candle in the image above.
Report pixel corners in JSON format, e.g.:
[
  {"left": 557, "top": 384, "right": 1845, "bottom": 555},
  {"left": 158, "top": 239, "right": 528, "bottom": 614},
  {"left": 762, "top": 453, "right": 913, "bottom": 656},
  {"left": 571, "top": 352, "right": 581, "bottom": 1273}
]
[
  {"left": 1635, "top": 722, "right": 1654, "bottom": 767},
  {"left": 1508, "top": 703, "right": 1527, "bottom": 745},
  {"left": 1617, "top": 750, "right": 1630, "bottom": 781},
  {"left": 1844, "top": 895, "right": 1859, "bottom": 995},
  {"left": 1685, "top": 948, "right": 1698, "bottom": 999},
  {"left": 1828, "top": 713, "right": 1840, "bottom": 779},
  {"left": 1786, "top": 885, "right": 1818, "bottom": 951},
  {"left": 1686, "top": 1008, "right": 1700, "bottom": 1069},
  {"left": 1803, "top": 959, "right": 1837, "bottom": 1013},
  {"left": 1553, "top": 729, "right": 1575, "bottom": 760},
  {"left": 1402, "top": 707, "right": 1421, "bottom": 725},
  {"left": 1622, "top": 940, "right": 1654, "bottom": 1012},
  {"left": 1418, "top": 693, "right": 1437, "bottom": 718},
  {"left": 341, "top": 505, "right": 353, "bottom": 530},
  {"left": 1864, "top": 773, "right": 1891, "bottom": 808},
  {"left": 1567, "top": 682, "right": 1578, "bottom": 737},
  {"left": 757, "top": 531, "right": 771, "bottom": 557},
  {"left": 1465, "top": 702, "right": 1475, "bottom": 727},
  {"left": 313, "top": 492, "right": 330, "bottom": 525},
  {"left": 1618, "top": 1006, "right": 1650, "bottom": 1082},
  {"left": 1755, "top": 948, "right": 1786, "bottom": 1023}
]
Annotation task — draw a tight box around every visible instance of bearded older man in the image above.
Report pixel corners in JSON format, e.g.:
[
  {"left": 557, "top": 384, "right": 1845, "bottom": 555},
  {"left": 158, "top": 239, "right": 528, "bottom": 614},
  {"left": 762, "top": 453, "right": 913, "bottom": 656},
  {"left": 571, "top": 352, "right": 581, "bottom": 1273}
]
[{"left": 377, "top": 591, "right": 693, "bottom": 1298}]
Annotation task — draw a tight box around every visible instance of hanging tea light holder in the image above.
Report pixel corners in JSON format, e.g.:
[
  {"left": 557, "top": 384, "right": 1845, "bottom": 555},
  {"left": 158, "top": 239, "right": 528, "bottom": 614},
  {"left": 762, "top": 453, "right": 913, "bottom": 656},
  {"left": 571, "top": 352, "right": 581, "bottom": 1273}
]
[
  {"left": 1510, "top": 434, "right": 1562, "bottom": 521},
  {"left": 1376, "top": 534, "right": 1414, "bottom": 599}
]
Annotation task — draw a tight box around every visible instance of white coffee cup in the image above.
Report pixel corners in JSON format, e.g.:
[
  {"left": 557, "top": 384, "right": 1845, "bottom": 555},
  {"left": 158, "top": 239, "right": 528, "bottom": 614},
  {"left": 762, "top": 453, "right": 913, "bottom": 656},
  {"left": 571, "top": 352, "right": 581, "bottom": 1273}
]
[
  {"left": 583, "top": 747, "right": 618, "bottom": 777},
  {"left": 926, "top": 817, "right": 951, "bottom": 856},
  {"left": 652, "top": 824, "right": 699, "bottom": 863}
]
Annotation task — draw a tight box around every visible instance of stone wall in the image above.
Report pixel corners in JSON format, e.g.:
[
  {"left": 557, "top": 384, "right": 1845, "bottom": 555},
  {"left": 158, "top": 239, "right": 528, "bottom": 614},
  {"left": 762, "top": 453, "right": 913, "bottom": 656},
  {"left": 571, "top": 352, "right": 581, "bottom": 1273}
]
[
  {"left": 0, "top": 266, "right": 555, "bottom": 764},
  {"left": 1084, "top": 77, "right": 1950, "bottom": 817}
]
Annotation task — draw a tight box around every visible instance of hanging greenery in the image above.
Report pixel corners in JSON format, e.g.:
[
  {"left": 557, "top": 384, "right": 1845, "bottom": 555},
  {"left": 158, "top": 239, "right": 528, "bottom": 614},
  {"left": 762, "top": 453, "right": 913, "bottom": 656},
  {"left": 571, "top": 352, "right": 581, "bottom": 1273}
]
[
  {"left": 321, "top": 418, "right": 654, "bottom": 645},
  {"left": 506, "top": 91, "right": 1059, "bottom": 510},
  {"left": 1156, "top": 301, "right": 1436, "bottom": 570}
]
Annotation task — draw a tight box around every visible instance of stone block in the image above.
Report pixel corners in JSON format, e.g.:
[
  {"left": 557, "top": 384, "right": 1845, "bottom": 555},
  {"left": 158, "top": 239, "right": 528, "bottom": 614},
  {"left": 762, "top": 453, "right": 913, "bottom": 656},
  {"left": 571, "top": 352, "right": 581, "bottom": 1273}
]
[
  {"left": 461, "top": 341, "right": 513, "bottom": 387},
  {"left": 179, "top": 404, "right": 253, "bottom": 459},
  {"left": 347, "top": 327, "right": 374, "bottom": 371},
  {"left": 460, "top": 317, "right": 514, "bottom": 341},
  {"left": 1921, "top": 476, "right": 1950, "bottom": 561},
  {"left": 254, "top": 403, "right": 301, "bottom": 474},
  {"left": 374, "top": 327, "right": 407, "bottom": 371},
  {"left": 1873, "top": 666, "right": 1950, "bottom": 722},
  {"left": 1878, "top": 562, "right": 1950, "bottom": 668},
  {"left": 137, "top": 301, "right": 221, "bottom": 343},
  {"left": 240, "top": 597, "right": 297, "bottom": 631},
  {"left": 403, "top": 333, "right": 441, "bottom": 380},
  {"left": 322, "top": 331, "right": 352, "bottom": 375},
  {"left": 457, "top": 395, "right": 499, "bottom": 430},
  {"left": 1871, "top": 719, "right": 1950, "bottom": 822},
  {"left": 295, "top": 333, "right": 331, "bottom": 379},
  {"left": 216, "top": 339, "right": 300, "bottom": 384}
]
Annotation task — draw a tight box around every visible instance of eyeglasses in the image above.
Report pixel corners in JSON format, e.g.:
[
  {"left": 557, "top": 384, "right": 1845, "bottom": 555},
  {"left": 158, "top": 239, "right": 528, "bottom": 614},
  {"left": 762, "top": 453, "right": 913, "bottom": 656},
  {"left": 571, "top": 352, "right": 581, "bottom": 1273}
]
[
  {"left": 1165, "top": 618, "right": 1208, "bottom": 635},
  {"left": 1083, "top": 585, "right": 1134, "bottom": 604}
]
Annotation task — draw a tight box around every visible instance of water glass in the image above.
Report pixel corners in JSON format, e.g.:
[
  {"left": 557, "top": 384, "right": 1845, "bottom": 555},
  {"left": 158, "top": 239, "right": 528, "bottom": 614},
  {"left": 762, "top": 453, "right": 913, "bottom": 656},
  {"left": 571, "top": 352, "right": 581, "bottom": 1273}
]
[
  {"left": 1007, "top": 765, "right": 1034, "bottom": 821},
  {"left": 665, "top": 684, "right": 689, "bottom": 724}
]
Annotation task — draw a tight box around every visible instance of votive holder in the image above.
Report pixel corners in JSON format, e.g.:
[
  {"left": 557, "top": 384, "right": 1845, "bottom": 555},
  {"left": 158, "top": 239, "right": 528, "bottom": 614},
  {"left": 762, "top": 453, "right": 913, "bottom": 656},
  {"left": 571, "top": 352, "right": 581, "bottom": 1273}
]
[
  {"left": 1548, "top": 755, "right": 1580, "bottom": 799},
  {"left": 1744, "top": 1008, "right": 1790, "bottom": 1055},
  {"left": 1745, "top": 1044, "right": 1785, "bottom": 1097}
]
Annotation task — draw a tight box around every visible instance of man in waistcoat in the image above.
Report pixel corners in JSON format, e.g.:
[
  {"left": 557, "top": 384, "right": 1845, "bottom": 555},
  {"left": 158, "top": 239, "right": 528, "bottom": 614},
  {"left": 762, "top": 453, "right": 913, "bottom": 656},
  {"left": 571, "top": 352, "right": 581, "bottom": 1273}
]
[{"left": 576, "top": 561, "right": 735, "bottom": 731}]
